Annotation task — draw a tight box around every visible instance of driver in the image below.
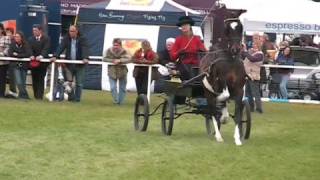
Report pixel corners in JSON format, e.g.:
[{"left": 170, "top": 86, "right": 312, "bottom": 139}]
[{"left": 170, "top": 16, "right": 207, "bottom": 81}]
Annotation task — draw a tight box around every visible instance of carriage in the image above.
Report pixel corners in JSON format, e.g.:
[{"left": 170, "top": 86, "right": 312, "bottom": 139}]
[{"left": 133, "top": 71, "right": 252, "bottom": 140}]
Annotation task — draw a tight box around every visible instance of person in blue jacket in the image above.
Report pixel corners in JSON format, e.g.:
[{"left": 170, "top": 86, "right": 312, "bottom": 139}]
[{"left": 275, "top": 46, "right": 294, "bottom": 99}]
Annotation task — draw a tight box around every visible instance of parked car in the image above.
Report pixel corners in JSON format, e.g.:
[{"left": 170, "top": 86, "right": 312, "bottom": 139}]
[{"left": 267, "top": 46, "right": 320, "bottom": 100}]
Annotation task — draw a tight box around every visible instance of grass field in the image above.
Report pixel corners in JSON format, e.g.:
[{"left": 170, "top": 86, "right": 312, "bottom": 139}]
[{"left": 0, "top": 90, "right": 319, "bottom": 180}]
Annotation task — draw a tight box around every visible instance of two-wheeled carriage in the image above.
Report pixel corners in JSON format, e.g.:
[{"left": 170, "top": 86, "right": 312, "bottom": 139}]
[{"left": 133, "top": 72, "right": 252, "bottom": 140}]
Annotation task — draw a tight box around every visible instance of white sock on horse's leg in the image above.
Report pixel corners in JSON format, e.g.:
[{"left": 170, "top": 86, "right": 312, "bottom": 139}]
[
  {"left": 220, "top": 106, "right": 229, "bottom": 124},
  {"left": 212, "top": 116, "right": 224, "bottom": 142},
  {"left": 234, "top": 125, "right": 242, "bottom": 146},
  {"left": 217, "top": 88, "right": 230, "bottom": 102}
]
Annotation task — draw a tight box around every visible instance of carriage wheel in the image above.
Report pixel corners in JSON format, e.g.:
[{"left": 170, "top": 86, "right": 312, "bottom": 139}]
[
  {"left": 241, "top": 99, "right": 252, "bottom": 139},
  {"left": 134, "top": 94, "right": 149, "bottom": 131},
  {"left": 161, "top": 98, "right": 175, "bottom": 136},
  {"left": 205, "top": 115, "right": 221, "bottom": 139}
]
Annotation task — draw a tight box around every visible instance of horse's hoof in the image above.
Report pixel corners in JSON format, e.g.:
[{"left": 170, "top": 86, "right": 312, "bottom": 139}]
[
  {"left": 235, "top": 139, "right": 242, "bottom": 146},
  {"left": 216, "top": 137, "right": 224, "bottom": 142}
]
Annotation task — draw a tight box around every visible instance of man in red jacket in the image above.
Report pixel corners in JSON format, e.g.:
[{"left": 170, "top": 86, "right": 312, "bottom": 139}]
[{"left": 170, "top": 16, "right": 207, "bottom": 80}]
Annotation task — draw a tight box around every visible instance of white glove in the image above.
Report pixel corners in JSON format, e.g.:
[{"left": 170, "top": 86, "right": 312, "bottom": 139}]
[
  {"left": 36, "top": 55, "right": 43, "bottom": 60},
  {"left": 158, "top": 65, "right": 170, "bottom": 76}
]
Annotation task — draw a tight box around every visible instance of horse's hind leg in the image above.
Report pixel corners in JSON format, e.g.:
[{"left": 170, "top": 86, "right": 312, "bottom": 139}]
[{"left": 233, "top": 95, "right": 243, "bottom": 146}]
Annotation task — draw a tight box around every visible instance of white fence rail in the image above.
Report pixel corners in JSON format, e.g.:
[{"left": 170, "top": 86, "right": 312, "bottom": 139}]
[
  {"left": 0, "top": 56, "right": 159, "bottom": 102},
  {"left": 0, "top": 56, "right": 319, "bottom": 104}
]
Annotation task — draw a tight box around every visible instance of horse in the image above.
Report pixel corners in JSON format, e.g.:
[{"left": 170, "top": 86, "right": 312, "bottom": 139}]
[{"left": 200, "top": 8, "right": 247, "bottom": 145}]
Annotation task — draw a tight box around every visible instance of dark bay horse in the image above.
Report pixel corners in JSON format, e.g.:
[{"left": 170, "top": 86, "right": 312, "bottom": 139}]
[{"left": 200, "top": 8, "right": 247, "bottom": 145}]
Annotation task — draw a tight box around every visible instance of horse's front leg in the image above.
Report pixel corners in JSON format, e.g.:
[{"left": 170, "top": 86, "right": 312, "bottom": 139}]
[
  {"left": 233, "top": 95, "right": 243, "bottom": 146},
  {"left": 212, "top": 116, "right": 223, "bottom": 142},
  {"left": 218, "top": 101, "right": 229, "bottom": 124},
  {"left": 207, "top": 93, "right": 224, "bottom": 142}
]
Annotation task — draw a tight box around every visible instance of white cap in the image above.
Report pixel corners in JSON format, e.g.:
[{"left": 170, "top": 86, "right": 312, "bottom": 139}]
[{"left": 166, "top": 38, "right": 175, "bottom": 45}]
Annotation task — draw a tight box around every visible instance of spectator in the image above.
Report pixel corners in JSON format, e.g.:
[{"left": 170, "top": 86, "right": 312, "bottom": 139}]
[
  {"left": 28, "top": 24, "right": 50, "bottom": 100},
  {"left": 8, "top": 31, "right": 32, "bottom": 99},
  {"left": 242, "top": 42, "right": 264, "bottom": 113},
  {"left": 52, "top": 25, "right": 89, "bottom": 102},
  {"left": 0, "top": 23, "right": 11, "bottom": 97},
  {"left": 260, "top": 34, "right": 276, "bottom": 95},
  {"left": 103, "top": 38, "right": 131, "bottom": 105},
  {"left": 275, "top": 46, "right": 294, "bottom": 99},
  {"left": 154, "top": 37, "right": 175, "bottom": 93},
  {"left": 5, "top": 28, "right": 14, "bottom": 37},
  {"left": 275, "top": 41, "right": 289, "bottom": 60},
  {"left": 248, "top": 32, "right": 261, "bottom": 49},
  {"left": 132, "top": 40, "right": 159, "bottom": 95},
  {"left": 5, "top": 27, "right": 17, "bottom": 97},
  {"left": 261, "top": 34, "right": 276, "bottom": 62},
  {"left": 159, "top": 38, "right": 175, "bottom": 66}
]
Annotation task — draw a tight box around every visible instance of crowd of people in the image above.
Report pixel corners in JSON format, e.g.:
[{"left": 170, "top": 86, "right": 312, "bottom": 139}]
[
  {"left": 0, "top": 16, "right": 319, "bottom": 108},
  {"left": 241, "top": 33, "right": 295, "bottom": 113}
]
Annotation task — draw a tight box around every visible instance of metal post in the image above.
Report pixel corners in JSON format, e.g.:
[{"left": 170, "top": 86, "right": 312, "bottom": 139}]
[
  {"left": 48, "top": 62, "right": 55, "bottom": 101},
  {"left": 147, "top": 65, "right": 152, "bottom": 103}
]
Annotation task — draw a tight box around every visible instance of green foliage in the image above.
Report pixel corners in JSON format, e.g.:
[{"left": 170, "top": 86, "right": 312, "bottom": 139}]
[{"left": 0, "top": 91, "right": 319, "bottom": 179}]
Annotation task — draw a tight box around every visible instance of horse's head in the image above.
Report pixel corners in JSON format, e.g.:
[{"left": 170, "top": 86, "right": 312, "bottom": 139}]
[
  {"left": 210, "top": 6, "right": 246, "bottom": 56},
  {"left": 224, "top": 18, "right": 243, "bottom": 56}
]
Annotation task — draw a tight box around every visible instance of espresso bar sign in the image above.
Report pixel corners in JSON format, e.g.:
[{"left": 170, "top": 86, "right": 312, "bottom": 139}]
[{"left": 244, "top": 20, "right": 320, "bottom": 34}]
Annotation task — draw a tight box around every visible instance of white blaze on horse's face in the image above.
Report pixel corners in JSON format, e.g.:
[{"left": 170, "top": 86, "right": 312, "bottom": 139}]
[{"left": 230, "top": 22, "right": 239, "bottom": 30}]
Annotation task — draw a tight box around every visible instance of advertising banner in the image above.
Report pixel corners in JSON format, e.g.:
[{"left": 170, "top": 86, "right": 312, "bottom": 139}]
[
  {"left": 79, "top": 8, "right": 203, "bottom": 26},
  {"left": 244, "top": 20, "right": 320, "bottom": 35}
]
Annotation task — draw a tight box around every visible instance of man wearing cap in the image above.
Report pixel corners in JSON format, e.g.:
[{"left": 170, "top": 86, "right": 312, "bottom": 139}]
[{"left": 170, "top": 16, "right": 207, "bottom": 81}]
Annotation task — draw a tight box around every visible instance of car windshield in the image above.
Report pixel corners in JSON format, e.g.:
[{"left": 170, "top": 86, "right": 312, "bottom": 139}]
[{"left": 291, "top": 49, "right": 320, "bottom": 66}]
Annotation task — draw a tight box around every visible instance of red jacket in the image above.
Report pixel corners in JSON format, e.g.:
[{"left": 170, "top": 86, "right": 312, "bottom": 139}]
[
  {"left": 132, "top": 48, "right": 158, "bottom": 64},
  {"left": 170, "top": 35, "right": 207, "bottom": 65},
  {"left": 132, "top": 48, "right": 159, "bottom": 79}
]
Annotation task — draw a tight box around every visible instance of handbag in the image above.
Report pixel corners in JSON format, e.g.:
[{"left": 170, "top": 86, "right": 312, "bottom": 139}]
[{"left": 29, "top": 58, "right": 40, "bottom": 68}]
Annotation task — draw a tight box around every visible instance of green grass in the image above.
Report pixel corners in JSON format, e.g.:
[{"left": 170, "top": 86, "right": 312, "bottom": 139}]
[{"left": 0, "top": 90, "right": 319, "bottom": 180}]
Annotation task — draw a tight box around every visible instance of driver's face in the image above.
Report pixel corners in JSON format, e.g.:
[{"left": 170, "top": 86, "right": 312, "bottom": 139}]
[{"left": 181, "top": 24, "right": 191, "bottom": 33}]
